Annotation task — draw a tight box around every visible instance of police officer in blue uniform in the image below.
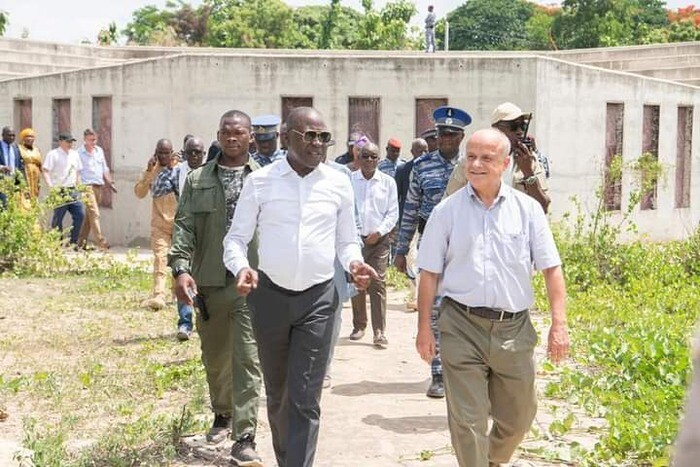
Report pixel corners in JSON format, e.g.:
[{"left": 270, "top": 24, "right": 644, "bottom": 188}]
[
  {"left": 394, "top": 106, "right": 471, "bottom": 398},
  {"left": 251, "top": 115, "right": 285, "bottom": 167}
]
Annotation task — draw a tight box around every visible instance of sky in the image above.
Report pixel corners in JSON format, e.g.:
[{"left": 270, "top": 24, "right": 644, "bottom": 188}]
[{"left": 3, "top": 0, "right": 696, "bottom": 45}]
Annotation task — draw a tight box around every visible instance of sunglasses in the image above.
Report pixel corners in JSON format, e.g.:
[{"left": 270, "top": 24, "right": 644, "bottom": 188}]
[
  {"left": 361, "top": 154, "right": 379, "bottom": 160},
  {"left": 501, "top": 120, "right": 528, "bottom": 132},
  {"left": 290, "top": 129, "right": 333, "bottom": 144}
]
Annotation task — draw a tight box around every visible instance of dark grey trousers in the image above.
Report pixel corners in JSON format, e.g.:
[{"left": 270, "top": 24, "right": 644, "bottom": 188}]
[{"left": 248, "top": 271, "right": 338, "bottom": 467}]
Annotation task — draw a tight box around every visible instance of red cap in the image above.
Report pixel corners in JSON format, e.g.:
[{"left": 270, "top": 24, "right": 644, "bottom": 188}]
[{"left": 387, "top": 137, "right": 401, "bottom": 149}]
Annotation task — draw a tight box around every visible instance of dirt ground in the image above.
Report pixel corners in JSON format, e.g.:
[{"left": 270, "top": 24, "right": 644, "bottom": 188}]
[{"left": 0, "top": 249, "right": 600, "bottom": 466}]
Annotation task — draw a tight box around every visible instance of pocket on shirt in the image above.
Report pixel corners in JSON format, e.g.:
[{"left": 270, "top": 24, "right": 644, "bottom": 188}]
[
  {"left": 498, "top": 232, "right": 528, "bottom": 264},
  {"left": 190, "top": 186, "right": 217, "bottom": 213}
]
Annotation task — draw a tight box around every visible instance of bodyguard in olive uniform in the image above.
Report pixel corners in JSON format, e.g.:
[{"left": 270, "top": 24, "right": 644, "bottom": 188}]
[
  {"left": 394, "top": 106, "right": 472, "bottom": 399},
  {"left": 168, "top": 110, "right": 263, "bottom": 467},
  {"left": 251, "top": 114, "right": 285, "bottom": 167}
]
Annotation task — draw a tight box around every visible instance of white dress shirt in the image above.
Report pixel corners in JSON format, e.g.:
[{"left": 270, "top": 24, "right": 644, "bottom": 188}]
[
  {"left": 177, "top": 161, "right": 192, "bottom": 194},
  {"left": 43, "top": 148, "right": 82, "bottom": 187},
  {"left": 351, "top": 169, "right": 399, "bottom": 236},
  {"left": 223, "top": 158, "right": 363, "bottom": 291},
  {"left": 418, "top": 183, "right": 561, "bottom": 312}
]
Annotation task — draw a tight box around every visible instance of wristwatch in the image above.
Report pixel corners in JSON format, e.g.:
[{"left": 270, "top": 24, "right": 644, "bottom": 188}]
[
  {"left": 172, "top": 266, "right": 189, "bottom": 278},
  {"left": 522, "top": 175, "right": 538, "bottom": 186}
]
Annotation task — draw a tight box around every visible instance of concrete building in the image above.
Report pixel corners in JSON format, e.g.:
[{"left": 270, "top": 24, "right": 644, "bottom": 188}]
[{"left": 0, "top": 38, "right": 698, "bottom": 245}]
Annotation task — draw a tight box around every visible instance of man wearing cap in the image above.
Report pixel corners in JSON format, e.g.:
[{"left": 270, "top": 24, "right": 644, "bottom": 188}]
[
  {"left": 446, "top": 102, "right": 551, "bottom": 213},
  {"left": 395, "top": 105, "right": 471, "bottom": 398},
  {"left": 421, "top": 128, "right": 439, "bottom": 153},
  {"left": 378, "top": 137, "right": 405, "bottom": 178},
  {"left": 77, "top": 128, "right": 116, "bottom": 251},
  {"left": 334, "top": 131, "right": 362, "bottom": 166},
  {"left": 42, "top": 133, "right": 85, "bottom": 245},
  {"left": 416, "top": 128, "right": 569, "bottom": 467},
  {"left": 135, "top": 138, "right": 179, "bottom": 311},
  {"left": 395, "top": 137, "right": 429, "bottom": 311},
  {"left": 251, "top": 115, "right": 284, "bottom": 167}
]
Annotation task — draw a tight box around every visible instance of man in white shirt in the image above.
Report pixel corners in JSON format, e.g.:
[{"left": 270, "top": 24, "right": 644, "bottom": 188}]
[
  {"left": 77, "top": 128, "right": 116, "bottom": 250},
  {"left": 42, "top": 133, "right": 84, "bottom": 246},
  {"left": 416, "top": 128, "right": 569, "bottom": 466},
  {"left": 349, "top": 142, "right": 398, "bottom": 346},
  {"left": 223, "top": 107, "right": 376, "bottom": 467}
]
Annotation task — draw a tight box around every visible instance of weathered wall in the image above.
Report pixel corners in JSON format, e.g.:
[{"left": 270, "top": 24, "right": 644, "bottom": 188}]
[
  {"left": 0, "top": 52, "right": 698, "bottom": 244},
  {"left": 536, "top": 59, "right": 700, "bottom": 240}
]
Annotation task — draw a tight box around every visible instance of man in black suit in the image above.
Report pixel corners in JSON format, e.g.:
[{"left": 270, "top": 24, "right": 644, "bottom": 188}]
[{"left": 0, "top": 126, "right": 25, "bottom": 206}]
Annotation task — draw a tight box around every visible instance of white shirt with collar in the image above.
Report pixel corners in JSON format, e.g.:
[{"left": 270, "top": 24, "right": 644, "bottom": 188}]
[
  {"left": 223, "top": 157, "right": 363, "bottom": 291},
  {"left": 351, "top": 168, "right": 399, "bottom": 237},
  {"left": 177, "top": 161, "right": 194, "bottom": 195},
  {"left": 418, "top": 182, "right": 561, "bottom": 312},
  {"left": 43, "top": 147, "right": 82, "bottom": 187}
]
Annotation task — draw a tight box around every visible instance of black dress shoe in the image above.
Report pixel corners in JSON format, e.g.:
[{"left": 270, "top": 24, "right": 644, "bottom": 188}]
[{"left": 426, "top": 374, "right": 445, "bottom": 398}]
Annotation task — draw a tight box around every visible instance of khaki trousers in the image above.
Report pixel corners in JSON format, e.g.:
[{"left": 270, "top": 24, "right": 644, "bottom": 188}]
[
  {"left": 77, "top": 185, "right": 106, "bottom": 247},
  {"left": 198, "top": 277, "right": 262, "bottom": 438},
  {"left": 438, "top": 298, "right": 538, "bottom": 467},
  {"left": 151, "top": 224, "right": 172, "bottom": 301},
  {"left": 351, "top": 234, "right": 390, "bottom": 333}
]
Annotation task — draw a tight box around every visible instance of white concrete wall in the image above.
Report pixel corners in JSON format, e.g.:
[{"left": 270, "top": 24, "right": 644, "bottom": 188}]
[
  {"left": 536, "top": 59, "right": 700, "bottom": 240},
  {"left": 0, "top": 52, "right": 698, "bottom": 245}
]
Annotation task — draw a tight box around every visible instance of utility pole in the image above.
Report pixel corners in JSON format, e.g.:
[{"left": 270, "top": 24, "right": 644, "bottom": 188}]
[{"left": 445, "top": 21, "right": 449, "bottom": 52}]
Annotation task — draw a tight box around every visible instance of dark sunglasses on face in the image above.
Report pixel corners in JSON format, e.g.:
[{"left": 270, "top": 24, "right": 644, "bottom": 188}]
[
  {"left": 504, "top": 120, "right": 527, "bottom": 132},
  {"left": 361, "top": 154, "right": 379, "bottom": 160},
  {"left": 290, "top": 129, "right": 333, "bottom": 143}
]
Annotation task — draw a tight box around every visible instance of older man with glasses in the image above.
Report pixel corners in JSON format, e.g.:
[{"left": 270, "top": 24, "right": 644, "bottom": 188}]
[
  {"left": 349, "top": 142, "right": 398, "bottom": 346},
  {"left": 446, "top": 102, "right": 551, "bottom": 213}
]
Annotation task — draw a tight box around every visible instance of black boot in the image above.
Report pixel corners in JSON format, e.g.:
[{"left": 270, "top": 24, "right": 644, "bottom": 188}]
[{"left": 426, "top": 374, "right": 445, "bottom": 398}]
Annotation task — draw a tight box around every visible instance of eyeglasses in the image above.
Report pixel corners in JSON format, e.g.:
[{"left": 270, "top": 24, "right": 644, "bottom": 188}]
[
  {"left": 290, "top": 129, "right": 332, "bottom": 144},
  {"left": 186, "top": 149, "right": 204, "bottom": 156},
  {"left": 361, "top": 154, "right": 379, "bottom": 160}
]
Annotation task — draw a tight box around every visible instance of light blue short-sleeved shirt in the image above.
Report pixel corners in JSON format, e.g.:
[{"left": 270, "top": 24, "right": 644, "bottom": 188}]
[
  {"left": 78, "top": 145, "right": 109, "bottom": 185},
  {"left": 417, "top": 182, "right": 561, "bottom": 312}
]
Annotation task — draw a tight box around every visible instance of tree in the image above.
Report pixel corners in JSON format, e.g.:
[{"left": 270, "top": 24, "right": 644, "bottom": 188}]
[
  {"left": 123, "top": 5, "right": 172, "bottom": 45},
  {"left": 446, "top": 0, "right": 535, "bottom": 50},
  {"left": 552, "top": 0, "right": 669, "bottom": 49},
  {"left": 292, "top": 3, "right": 361, "bottom": 49},
  {"left": 206, "top": 0, "right": 302, "bottom": 48},
  {"left": 0, "top": 10, "right": 8, "bottom": 36},
  {"left": 525, "top": 5, "right": 560, "bottom": 50},
  {"left": 667, "top": 6, "right": 700, "bottom": 42},
  {"left": 98, "top": 22, "right": 119, "bottom": 46},
  {"left": 123, "top": 1, "right": 210, "bottom": 46},
  {"left": 354, "top": 0, "right": 420, "bottom": 50}
]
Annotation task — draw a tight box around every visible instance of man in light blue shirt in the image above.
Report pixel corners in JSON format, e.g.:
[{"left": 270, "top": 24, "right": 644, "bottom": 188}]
[
  {"left": 77, "top": 128, "right": 115, "bottom": 249},
  {"left": 416, "top": 128, "right": 569, "bottom": 467}
]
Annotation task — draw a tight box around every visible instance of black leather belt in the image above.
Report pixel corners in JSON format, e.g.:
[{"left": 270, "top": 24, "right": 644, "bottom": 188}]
[{"left": 444, "top": 297, "right": 522, "bottom": 321}]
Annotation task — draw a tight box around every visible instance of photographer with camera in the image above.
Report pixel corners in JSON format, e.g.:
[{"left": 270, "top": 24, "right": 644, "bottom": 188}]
[{"left": 445, "top": 102, "right": 551, "bottom": 213}]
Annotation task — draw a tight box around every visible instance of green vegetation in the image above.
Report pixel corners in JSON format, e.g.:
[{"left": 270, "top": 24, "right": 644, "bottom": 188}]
[
  {"left": 116, "top": 1, "right": 700, "bottom": 51},
  {"left": 534, "top": 178, "right": 700, "bottom": 464}
]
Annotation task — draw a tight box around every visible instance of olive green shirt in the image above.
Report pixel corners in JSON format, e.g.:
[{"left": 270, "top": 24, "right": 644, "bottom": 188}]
[{"left": 168, "top": 155, "right": 260, "bottom": 288}]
